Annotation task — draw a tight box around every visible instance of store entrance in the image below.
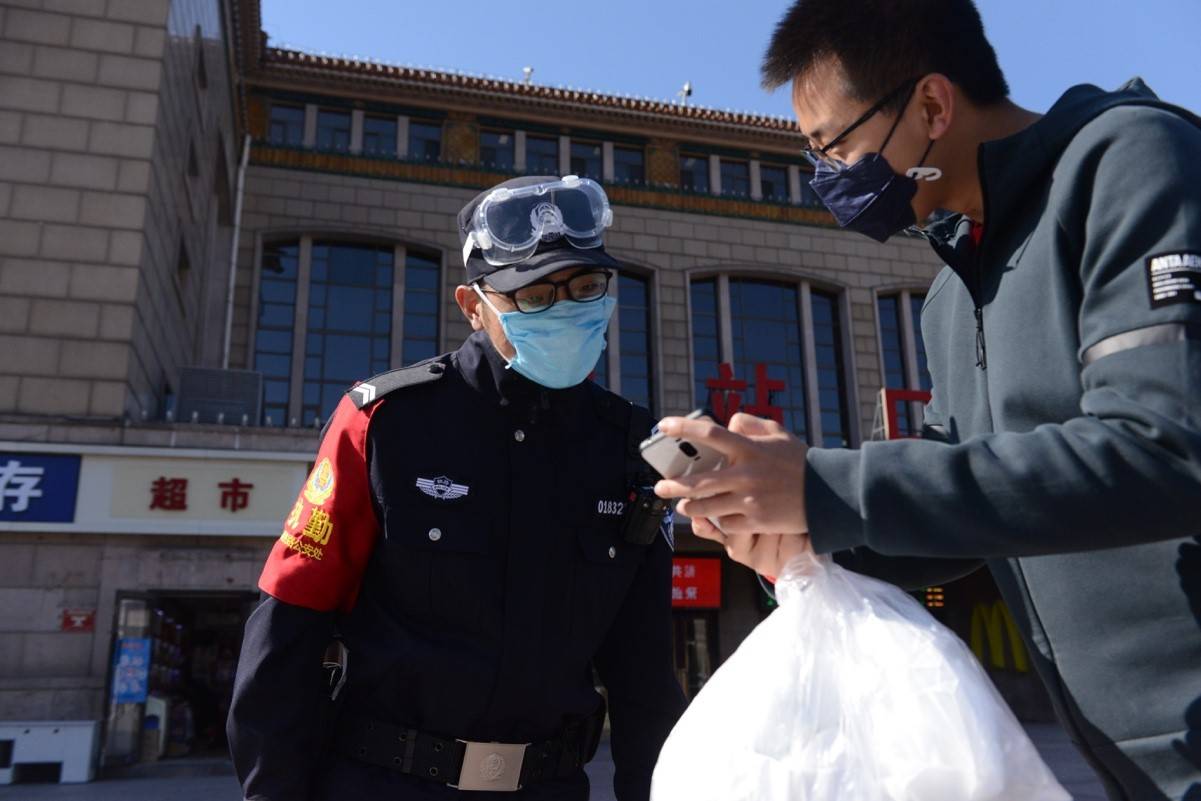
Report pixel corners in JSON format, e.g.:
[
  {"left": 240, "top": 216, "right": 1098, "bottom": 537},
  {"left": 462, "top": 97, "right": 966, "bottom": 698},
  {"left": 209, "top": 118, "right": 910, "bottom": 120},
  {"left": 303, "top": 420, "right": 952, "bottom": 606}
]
[
  {"left": 102, "top": 591, "right": 259, "bottom": 767},
  {"left": 672, "top": 611, "right": 720, "bottom": 699}
]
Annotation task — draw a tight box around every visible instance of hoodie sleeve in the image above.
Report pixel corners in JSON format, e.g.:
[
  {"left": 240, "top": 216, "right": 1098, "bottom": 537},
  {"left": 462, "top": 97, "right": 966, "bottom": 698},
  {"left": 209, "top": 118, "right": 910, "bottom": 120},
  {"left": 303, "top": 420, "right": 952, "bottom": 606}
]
[{"left": 805, "top": 106, "right": 1201, "bottom": 560}]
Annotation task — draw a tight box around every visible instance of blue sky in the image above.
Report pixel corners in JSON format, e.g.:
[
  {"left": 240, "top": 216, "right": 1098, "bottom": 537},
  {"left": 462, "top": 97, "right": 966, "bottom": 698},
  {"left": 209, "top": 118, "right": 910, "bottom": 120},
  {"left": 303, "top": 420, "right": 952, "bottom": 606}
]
[{"left": 261, "top": 1, "right": 1201, "bottom": 119}]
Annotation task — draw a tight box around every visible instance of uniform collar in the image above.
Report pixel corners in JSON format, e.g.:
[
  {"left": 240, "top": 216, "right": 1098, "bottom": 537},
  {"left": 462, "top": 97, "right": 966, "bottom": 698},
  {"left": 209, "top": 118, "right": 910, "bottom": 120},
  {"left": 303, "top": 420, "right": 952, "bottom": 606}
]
[{"left": 452, "top": 330, "right": 591, "bottom": 411}]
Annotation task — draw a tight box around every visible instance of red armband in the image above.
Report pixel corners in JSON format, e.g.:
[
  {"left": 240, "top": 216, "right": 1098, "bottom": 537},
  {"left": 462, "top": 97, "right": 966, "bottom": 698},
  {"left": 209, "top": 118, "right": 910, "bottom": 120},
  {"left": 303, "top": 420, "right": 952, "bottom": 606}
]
[{"left": 259, "top": 394, "right": 383, "bottom": 612}]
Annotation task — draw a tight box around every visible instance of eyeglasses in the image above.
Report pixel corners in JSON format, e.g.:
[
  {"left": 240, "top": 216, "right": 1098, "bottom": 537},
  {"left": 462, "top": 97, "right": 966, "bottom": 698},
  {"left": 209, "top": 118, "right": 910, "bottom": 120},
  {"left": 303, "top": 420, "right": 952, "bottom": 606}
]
[
  {"left": 480, "top": 269, "right": 612, "bottom": 314},
  {"left": 801, "top": 79, "right": 919, "bottom": 170}
]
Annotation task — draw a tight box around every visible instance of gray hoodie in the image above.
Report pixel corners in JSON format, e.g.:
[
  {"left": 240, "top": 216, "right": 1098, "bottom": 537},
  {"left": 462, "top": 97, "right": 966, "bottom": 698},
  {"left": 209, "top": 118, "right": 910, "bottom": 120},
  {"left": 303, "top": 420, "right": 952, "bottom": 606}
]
[{"left": 806, "top": 79, "right": 1201, "bottom": 800}]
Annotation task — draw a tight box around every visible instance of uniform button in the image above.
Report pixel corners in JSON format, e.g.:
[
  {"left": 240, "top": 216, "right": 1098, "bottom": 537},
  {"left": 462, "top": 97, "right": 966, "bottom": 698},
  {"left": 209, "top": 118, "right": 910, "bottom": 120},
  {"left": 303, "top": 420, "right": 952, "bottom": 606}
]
[
  {"left": 608, "top": 546, "right": 617, "bottom": 559},
  {"left": 514, "top": 429, "right": 525, "bottom": 442},
  {"left": 428, "top": 527, "right": 442, "bottom": 542}
]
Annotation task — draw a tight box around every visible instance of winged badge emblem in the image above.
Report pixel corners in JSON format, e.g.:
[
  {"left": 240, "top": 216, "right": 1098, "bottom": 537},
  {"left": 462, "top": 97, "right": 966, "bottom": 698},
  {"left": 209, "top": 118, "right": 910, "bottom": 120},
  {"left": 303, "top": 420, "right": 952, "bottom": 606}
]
[{"left": 416, "top": 475, "right": 470, "bottom": 501}]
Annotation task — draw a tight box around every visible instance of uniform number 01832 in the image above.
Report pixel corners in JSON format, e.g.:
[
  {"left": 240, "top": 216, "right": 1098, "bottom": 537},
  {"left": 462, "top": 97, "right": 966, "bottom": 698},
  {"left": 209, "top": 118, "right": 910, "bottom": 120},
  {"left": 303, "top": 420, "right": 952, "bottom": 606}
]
[{"left": 597, "top": 500, "right": 625, "bottom": 516}]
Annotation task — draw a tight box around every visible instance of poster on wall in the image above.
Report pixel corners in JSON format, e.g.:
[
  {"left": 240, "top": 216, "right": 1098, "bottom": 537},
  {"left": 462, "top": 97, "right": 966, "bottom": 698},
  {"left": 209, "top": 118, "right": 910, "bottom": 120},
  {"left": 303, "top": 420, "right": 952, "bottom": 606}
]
[{"left": 111, "top": 637, "right": 151, "bottom": 704}]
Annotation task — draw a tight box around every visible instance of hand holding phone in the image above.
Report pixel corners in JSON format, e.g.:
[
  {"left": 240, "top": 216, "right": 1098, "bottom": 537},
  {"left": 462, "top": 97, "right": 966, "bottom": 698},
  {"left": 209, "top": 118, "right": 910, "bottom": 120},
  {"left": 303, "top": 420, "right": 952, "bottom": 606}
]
[
  {"left": 640, "top": 411, "right": 729, "bottom": 535},
  {"left": 639, "top": 410, "right": 726, "bottom": 480}
]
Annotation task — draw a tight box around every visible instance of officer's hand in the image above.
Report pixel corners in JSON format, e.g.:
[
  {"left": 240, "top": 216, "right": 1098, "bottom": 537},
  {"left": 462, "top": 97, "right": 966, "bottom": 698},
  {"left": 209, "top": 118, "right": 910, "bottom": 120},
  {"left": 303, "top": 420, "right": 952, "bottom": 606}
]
[
  {"left": 692, "top": 516, "right": 812, "bottom": 576},
  {"left": 654, "top": 412, "right": 810, "bottom": 536}
]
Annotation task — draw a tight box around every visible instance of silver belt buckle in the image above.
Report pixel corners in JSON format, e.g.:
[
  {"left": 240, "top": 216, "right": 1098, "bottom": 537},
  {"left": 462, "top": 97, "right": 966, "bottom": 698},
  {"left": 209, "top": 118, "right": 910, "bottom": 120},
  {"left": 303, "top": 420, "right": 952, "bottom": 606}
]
[{"left": 450, "top": 740, "right": 529, "bottom": 792}]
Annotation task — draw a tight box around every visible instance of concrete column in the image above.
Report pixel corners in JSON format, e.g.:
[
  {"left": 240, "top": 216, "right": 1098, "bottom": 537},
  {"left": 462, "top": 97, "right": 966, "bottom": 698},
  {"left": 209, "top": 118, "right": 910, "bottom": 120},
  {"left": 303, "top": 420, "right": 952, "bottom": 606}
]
[
  {"left": 717, "top": 274, "right": 734, "bottom": 369},
  {"left": 602, "top": 141, "right": 615, "bottom": 182},
  {"left": 898, "top": 289, "right": 921, "bottom": 390},
  {"left": 788, "top": 165, "right": 802, "bottom": 205},
  {"left": 839, "top": 290, "right": 862, "bottom": 446},
  {"left": 749, "top": 160, "right": 763, "bottom": 201},
  {"left": 559, "top": 135, "right": 571, "bottom": 177},
  {"left": 302, "top": 104, "right": 318, "bottom": 148},
  {"left": 289, "top": 236, "right": 313, "bottom": 426},
  {"left": 390, "top": 245, "right": 407, "bottom": 369},
  {"left": 606, "top": 274, "right": 622, "bottom": 393},
  {"left": 349, "top": 109, "right": 364, "bottom": 154},
  {"left": 898, "top": 288, "right": 925, "bottom": 429},
  {"left": 396, "top": 115, "right": 410, "bottom": 159},
  {"left": 708, "top": 154, "right": 722, "bottom": 196},
  {"left": 514, "top": 131, "right": 528, "bottom": 172},
  {"left": 799, "top": 282, "right": 823, "bottom": 445},
  {"left": 244, "top": 233, "right": 265, "bottom": 378}
]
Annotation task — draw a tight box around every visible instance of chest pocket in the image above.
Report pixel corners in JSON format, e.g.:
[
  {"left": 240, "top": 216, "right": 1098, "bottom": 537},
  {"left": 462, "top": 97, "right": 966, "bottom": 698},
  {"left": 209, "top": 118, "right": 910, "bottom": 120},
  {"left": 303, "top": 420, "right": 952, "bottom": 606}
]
[
  {"left": 566, "top": 490, "right": 644, "bottom": 641},
  {"left": 380, "top": 498, "right": 498, "bottom": 635}
]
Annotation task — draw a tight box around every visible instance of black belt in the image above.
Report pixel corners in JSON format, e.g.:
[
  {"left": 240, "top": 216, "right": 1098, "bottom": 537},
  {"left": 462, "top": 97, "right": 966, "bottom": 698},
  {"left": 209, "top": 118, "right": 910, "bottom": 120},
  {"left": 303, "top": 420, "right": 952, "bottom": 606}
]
[{"left": 333, "top": 706, "right": 605, "bottom": 793}]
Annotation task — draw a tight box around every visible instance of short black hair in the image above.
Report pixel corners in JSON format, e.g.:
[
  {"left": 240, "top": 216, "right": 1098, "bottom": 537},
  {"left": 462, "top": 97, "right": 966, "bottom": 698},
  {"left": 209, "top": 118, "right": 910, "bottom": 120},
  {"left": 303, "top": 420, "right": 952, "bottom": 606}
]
[{"left": 762, "top": 0, "right": 1009, "bottom": 112}]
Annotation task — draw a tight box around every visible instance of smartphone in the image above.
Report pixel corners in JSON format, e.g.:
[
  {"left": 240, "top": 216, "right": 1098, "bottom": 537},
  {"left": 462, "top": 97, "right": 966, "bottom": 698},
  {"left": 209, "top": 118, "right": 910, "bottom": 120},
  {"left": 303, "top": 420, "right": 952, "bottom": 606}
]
[{"left": 639, "top": 409, "right": 726, "bottom": 480}]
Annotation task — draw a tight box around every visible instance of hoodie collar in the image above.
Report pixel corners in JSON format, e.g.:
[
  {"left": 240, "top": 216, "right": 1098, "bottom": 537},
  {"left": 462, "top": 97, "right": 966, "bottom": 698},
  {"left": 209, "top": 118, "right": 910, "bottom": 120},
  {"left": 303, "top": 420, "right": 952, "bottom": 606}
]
[{"left": 923, "top": 78, "right": 1188, "bottom": 262}]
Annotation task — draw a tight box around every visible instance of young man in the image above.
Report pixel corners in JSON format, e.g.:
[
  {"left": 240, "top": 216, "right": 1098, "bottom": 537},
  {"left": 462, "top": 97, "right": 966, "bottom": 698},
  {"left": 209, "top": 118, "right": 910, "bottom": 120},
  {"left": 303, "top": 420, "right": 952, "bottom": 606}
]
[
  {"left": 228, "top": 176, "right": 685, "bottom": 800},
  {"left": 655, "top": 2, "right": 1201, "bottom": 799}
]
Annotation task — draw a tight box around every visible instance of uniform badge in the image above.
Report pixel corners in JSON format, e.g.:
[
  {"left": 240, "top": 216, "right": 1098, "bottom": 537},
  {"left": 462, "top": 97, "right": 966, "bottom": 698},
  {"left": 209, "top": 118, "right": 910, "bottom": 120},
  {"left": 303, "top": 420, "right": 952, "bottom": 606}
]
[
  {"left": 303, "top": 458, "right": 335, "bottom": 506},
  {"left": 416, "top": 475, "right": 469, "bottom": 501}
]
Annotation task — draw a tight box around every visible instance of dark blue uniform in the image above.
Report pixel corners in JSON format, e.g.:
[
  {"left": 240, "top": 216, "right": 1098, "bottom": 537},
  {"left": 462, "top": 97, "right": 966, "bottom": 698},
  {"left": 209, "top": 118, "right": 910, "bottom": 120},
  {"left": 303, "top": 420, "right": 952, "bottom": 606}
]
[{"left": 228, "top": 331, "right": 685, "bottom": 800}]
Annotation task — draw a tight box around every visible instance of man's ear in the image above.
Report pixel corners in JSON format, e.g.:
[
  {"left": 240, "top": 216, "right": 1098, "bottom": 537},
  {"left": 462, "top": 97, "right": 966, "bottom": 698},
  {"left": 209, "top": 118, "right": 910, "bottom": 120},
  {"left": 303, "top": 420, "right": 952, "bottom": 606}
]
[
  {"left": 917, "top": 73, "right": 955, "bottom": 141},
  {"left": 454, "top": 284, "right": 485, "bottom": 331}
]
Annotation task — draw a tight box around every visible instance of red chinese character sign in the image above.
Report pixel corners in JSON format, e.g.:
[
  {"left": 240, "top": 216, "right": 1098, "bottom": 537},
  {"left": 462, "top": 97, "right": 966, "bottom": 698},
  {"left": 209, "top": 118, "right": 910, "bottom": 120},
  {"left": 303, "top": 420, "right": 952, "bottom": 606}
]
[
  {"left": 671, "top": 558, "right": 722, "bottom": 608},
  {"left": 705, "top": 362, "right": 784, "bottom": 425},
  {"left": 880, "top": 388, "right": 933, "bottom": 440},
  {"left": 219, "top": 478, "right": 254, "bottom": 513},
  {"left": 147, "top": 476, "right": 257, "bottom": 513},
  {"left": 704, "top": 363, "right": 746, "bottom": 423},
  {"left": 149, "top": 477, "right": 188, "bottom": 510}
]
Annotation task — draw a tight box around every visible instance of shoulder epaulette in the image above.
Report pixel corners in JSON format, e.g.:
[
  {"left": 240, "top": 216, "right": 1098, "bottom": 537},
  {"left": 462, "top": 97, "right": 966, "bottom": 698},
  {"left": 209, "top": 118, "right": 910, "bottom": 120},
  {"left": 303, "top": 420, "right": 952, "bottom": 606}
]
[{"left": 347, "top": 358, "right": 448, "bottom": 410}]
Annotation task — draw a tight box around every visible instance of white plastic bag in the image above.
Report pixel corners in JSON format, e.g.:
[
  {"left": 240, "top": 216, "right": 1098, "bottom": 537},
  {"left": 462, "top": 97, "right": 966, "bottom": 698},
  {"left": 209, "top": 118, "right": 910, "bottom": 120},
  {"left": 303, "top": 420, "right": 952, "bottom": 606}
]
[{"left": 652, "top": 553, "right": 1071, "bottom": 801}]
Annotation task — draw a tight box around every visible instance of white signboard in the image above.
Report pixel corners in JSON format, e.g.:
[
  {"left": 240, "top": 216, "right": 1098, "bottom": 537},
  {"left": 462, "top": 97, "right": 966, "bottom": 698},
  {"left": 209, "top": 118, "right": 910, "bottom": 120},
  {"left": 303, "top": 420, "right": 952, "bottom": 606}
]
[{"left": 0, "top": 442, "right": 309, "bottom": 537}]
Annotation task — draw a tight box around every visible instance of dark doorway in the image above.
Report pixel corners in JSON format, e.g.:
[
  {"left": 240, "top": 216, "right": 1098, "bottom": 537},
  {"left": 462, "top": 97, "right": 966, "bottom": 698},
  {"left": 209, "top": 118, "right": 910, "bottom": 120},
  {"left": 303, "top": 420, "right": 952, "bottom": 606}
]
[{"left": 102, "top": 591, "right": 258, "bottom": 767}]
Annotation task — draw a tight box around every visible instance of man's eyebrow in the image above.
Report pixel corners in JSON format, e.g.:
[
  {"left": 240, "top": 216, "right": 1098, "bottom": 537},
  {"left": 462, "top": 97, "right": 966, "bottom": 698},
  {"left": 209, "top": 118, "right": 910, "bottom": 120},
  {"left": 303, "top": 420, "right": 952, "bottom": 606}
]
[{"left": 801, "top": 125, "right": 828, "bottom": 149}]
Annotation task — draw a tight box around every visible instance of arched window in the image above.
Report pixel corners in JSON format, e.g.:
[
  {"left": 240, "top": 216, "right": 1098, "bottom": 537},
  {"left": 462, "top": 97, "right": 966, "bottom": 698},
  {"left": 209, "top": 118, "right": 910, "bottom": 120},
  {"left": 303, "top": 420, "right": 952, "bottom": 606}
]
[
  {"left": 689, "top": 275, "right": 855, "bottom": 447},
  {"left": 252, "top": 236, "right": 443, "bottom": 426},
  {"left": 255, "top": 242, "right": 298, "bottom": 427},
  {"left": 301, "top": 241, "right": 394, "bottom": 426},
  {"left": 592, "top": 269, "right": 656, "bottom": 414}
]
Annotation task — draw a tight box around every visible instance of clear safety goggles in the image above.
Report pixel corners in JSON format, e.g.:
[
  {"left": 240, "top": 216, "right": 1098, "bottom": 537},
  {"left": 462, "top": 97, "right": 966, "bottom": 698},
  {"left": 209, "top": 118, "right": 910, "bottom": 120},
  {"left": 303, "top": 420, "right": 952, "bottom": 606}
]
[{"left": 462, "top": 175, "right": 613, "bottom": 267}]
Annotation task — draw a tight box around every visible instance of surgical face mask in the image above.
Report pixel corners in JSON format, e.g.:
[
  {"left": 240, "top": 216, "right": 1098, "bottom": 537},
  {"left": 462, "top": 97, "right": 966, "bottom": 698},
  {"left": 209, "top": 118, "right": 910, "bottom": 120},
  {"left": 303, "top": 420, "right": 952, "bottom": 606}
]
[
  {"left": 807, "top": 95, "right": 941, "bottom": 243},
  {"left": 473, "top": 285, "right": 616, "bottom": 389}
]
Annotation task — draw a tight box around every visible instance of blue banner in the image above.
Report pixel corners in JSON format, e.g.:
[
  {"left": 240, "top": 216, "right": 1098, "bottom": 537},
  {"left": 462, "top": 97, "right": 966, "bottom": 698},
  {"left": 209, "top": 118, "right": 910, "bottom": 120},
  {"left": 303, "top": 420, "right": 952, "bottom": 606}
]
[
  {"left": 0, "top": 453, "right": 80, "bottom": 523},
  {"left": 112, "top": 637, "right": 151, "bottom": 704}
]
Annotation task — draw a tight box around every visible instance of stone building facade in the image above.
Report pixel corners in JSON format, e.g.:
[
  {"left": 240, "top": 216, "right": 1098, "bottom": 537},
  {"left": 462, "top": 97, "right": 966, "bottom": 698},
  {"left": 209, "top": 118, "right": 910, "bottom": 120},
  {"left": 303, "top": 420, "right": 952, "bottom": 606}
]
[{"left": 0, "top": 0, "right": 1042, "bottom": 777}]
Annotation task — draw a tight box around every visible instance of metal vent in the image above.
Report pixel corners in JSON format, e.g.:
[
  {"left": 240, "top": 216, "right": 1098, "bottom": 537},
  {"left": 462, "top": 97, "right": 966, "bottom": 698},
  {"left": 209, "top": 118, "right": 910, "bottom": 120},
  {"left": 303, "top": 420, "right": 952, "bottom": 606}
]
[{"left": 177, "top": 367, "right": 263, "bottom": 426}]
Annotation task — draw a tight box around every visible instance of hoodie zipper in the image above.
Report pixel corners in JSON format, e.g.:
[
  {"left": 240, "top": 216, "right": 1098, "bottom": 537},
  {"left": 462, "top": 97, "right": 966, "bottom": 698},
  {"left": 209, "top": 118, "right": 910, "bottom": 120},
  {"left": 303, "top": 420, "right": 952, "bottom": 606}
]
[
  {"left": 973, "top": 149, "right": 990, "bottom": 372},
  {"left": 973, "top": 279, "right": 988, "bottom": 370}
]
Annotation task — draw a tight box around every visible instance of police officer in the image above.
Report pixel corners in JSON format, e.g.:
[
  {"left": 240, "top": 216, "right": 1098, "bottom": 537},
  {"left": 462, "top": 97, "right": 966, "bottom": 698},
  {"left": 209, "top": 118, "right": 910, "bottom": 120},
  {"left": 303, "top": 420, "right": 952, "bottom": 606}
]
[
  {"left": 228, "top": 175, "right": 686, "bottom": 800},
  {"left": 655, "top": 2, "right": 1201, "bottom": 799}
]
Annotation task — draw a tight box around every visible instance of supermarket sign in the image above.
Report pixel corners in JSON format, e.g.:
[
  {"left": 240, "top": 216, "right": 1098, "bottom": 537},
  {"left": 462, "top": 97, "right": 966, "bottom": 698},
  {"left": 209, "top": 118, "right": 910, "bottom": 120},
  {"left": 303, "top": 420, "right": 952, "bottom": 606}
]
[{"left": 0, "top": 443, "right": 308, "bottom": 536}]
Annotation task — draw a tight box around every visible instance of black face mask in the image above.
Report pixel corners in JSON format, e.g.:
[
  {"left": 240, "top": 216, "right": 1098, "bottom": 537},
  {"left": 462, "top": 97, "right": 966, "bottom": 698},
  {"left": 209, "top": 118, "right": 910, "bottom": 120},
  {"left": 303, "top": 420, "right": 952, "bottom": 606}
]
[{"left": 806, "top": 83, "right": 941, "bottom": 243}]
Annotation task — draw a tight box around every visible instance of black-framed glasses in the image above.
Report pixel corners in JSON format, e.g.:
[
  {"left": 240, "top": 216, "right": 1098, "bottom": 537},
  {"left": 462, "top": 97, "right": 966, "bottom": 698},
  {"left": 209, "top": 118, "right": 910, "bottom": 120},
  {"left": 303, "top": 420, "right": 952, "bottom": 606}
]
[
  {"left": 481, "top": 269, "right": 612, "bottom": 314},
  {"left": 801, "top": 78, "right": 919, "bottom": 170}
]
